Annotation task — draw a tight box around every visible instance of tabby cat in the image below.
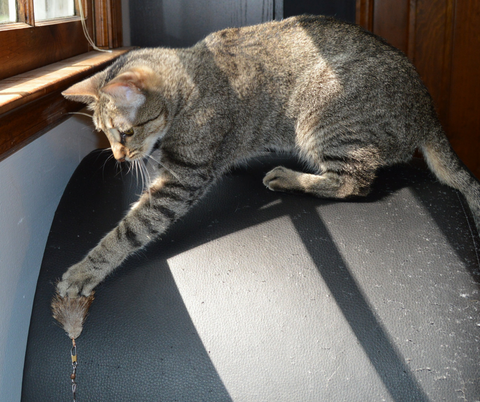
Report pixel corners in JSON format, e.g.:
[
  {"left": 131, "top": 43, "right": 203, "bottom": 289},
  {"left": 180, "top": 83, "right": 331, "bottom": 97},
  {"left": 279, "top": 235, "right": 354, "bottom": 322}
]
[{"left": 59, "top": 15, "right": 480, "bottom": 298}]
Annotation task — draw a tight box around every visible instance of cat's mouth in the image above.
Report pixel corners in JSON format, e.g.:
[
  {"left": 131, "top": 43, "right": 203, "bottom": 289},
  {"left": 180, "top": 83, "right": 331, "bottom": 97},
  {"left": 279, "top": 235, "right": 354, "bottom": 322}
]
[{"left": 111, "top": 143, "right": 146, "bottom": 162}]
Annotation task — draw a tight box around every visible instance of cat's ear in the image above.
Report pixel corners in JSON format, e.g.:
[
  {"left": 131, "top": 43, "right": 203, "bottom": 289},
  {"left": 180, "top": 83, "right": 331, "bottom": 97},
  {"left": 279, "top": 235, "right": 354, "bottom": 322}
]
[
  {"left": 62, "top": 74, "right": 101, "bottom": 104},
  {"left": 100, "top": 68, "right": 152, "bottom": 109}
]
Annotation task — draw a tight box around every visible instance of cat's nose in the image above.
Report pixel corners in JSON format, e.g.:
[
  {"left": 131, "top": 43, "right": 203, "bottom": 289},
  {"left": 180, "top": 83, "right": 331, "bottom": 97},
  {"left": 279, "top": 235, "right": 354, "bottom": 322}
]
[{"left": 112, "top": 144, "right": 127, "bottom": 162}]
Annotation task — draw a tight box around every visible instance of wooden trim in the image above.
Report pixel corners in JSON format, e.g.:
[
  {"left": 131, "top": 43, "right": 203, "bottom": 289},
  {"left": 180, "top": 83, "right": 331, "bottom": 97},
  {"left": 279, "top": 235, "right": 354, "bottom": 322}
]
[
  {"left": 0, "top": 0, "right": 125, "bottom": 159},
  {"left": 0, "top": 90, "right": 85, "bottom": 160},
  {"left": 94, "top": 0, "right": 110, "bottom": 47},
  {"left": 0, "top": 48, "right": 132, "bottom": 158},
  {"left": 0, "top": 1, "right": 98, "bottom": 81},
  {"left": 0, "top": 49, "right": 130, "bottom": 114},
  {"left": 94, "top": 0, "right": 123, "bottom": 49},
  {"left": 0, "top": 21, "right": 90, "bottom": 80},
  {"left": 16, "top": 0, "right": 35, "bottom": 25}
]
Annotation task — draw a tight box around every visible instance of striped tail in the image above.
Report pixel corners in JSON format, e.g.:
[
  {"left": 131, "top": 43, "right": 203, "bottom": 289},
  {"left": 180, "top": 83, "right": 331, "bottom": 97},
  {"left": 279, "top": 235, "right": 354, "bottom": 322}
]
[{"left": 421, "top": 133, "right": 480, "bottom": 234}]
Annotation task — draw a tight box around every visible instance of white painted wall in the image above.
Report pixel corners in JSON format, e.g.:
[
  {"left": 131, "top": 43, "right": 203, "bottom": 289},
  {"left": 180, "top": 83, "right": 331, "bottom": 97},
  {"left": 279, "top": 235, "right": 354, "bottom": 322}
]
[
  {"left": 0, "top": 115, "right": 105, "bottom": 401},
  {"left": 0, "top": 1, "right": 130, "bottom": 399}
]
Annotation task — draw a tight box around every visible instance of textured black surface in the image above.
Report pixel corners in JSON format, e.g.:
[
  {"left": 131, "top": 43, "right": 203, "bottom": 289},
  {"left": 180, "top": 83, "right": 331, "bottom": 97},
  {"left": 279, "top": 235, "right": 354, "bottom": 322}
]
[{"left": 22, "top": 150, "right": 480, "bottom": 401}]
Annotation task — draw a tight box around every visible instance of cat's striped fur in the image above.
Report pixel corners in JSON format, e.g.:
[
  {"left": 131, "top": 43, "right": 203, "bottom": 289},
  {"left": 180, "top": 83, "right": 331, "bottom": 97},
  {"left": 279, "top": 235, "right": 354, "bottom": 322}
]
[{"left": 59, "top": 15, "right": 480, "bottom": 298}]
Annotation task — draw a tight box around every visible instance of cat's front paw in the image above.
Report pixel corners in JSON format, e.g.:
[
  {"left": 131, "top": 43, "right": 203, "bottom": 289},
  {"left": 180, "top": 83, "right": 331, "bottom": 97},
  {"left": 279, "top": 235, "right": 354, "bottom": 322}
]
[{"left": 57, "top": 263, "right": 100, "bottom": 298}]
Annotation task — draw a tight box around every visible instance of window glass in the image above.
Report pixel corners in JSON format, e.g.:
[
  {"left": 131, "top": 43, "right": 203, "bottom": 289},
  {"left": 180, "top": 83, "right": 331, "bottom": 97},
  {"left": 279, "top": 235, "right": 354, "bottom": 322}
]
[
  {"left": 0, "top": 0, "right": 17, "bottom": 23},
  {"left": 34, "top": 0, "right": 75, "bottom": 21}
]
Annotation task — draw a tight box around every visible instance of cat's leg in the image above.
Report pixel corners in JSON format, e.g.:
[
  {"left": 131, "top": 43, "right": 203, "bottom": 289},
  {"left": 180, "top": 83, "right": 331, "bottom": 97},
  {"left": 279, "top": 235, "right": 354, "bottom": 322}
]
[
  {"left": 57, "top": 172, "right": 209, "bottom": 298},
  {"left": 263, "top": 166, "right": 373, "bottom": 198},
  {"left": 263, "top": 148, "right": 381, "bottom": 199}
]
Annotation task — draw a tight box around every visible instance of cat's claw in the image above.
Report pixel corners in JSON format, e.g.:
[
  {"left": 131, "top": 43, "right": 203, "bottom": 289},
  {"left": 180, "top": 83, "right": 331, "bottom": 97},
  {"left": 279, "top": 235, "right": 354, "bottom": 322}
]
[{"left": 56, "top": 264, "right": 98, "bottom": 298}]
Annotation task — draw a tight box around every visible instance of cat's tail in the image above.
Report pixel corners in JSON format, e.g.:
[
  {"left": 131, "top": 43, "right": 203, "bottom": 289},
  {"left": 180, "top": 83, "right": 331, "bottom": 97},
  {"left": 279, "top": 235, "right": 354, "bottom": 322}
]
[{"left": 420, "top": 132, "right": 480, "bottom": 234}]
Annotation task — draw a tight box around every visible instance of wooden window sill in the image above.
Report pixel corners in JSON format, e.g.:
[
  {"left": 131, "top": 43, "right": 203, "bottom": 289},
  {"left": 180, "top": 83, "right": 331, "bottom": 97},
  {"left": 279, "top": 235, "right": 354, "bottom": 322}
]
[{"left": 0, "top": 47, "right": 132, "bottom": 160}]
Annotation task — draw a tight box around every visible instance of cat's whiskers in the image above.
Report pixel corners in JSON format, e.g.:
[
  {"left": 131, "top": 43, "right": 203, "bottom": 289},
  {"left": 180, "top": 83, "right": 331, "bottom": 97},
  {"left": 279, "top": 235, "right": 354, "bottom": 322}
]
[
  {"left": 129, "top": 159, "right": 136, "bottom": 184},
  {"left": 101, "top": 149, "right": 116, "bottom": 177},
  {"left": 67, "top": 111, "right": 94, "bottom": 119},
  {"left": 142, "top": 160, "right": 151, "bottom": 189},
  {"left": 131, "top": 160, "right": 139, "bottom": 182},
  {"left": 132, "top": 158, "right": 153, "bottom": 205},
  {"left": 143, "top": 161, "right": 154, "bottom": 205},
  {"left": 138, "top": 160, "right": 145, "bottom": 190},
  {"left": 138, "top": 160, "right": 148, "bottom": 190},
  {"left": 128, "top": 157, "right": 150, "bottom": 190},
  {"left": 146, "top": 154, "right": 183, "bottom": 184}
]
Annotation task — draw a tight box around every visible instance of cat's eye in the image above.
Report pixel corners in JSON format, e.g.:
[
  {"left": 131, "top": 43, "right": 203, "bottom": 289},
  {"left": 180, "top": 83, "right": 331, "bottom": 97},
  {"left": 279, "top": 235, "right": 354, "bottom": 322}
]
[{"left": 122, "top": 128, "right": 134, "bottom": 136}]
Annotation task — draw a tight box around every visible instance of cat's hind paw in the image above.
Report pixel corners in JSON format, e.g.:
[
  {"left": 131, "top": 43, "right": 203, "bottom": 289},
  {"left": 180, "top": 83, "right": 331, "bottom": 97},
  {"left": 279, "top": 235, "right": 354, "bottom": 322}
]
[{"left": 263, "top": 166, "right": 301, "bottom": 193}]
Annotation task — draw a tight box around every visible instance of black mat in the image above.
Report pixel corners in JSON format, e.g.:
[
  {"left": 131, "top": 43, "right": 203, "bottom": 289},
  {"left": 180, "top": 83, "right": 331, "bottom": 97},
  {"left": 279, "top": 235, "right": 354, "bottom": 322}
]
[{"left": 22, "top": 149, "right": 480, "bottom": 401}]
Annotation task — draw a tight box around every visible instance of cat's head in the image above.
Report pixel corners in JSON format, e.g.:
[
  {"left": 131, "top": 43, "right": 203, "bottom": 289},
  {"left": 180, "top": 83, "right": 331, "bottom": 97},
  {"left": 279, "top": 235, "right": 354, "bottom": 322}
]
[{"left": 63, "top": 65, "right": 169, "bottom": 162}]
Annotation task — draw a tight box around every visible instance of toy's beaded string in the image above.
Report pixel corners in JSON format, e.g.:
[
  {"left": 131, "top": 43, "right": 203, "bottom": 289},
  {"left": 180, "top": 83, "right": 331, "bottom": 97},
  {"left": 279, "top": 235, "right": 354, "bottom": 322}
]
[{"left": 70, "top": 339, "right": 78, "bottom": 402}]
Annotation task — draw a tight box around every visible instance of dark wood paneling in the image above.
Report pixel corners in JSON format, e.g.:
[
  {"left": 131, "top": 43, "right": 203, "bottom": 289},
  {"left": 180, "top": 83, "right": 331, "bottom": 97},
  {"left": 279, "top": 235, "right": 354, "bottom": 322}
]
[
  {"left": 446, "top": 0, "right": 480, "bottom": 176},
  {"left": 356, "top": 0, "right": 374, "bottom": 30},
  {"left": 412, "top": 0, "right": 452, "bottom": 123},
  {"left": 373, "top": 0, "right": 410, "bottom": 53},
  {"left": 357, "top": 0, "right": 480, "bottom": 178}
]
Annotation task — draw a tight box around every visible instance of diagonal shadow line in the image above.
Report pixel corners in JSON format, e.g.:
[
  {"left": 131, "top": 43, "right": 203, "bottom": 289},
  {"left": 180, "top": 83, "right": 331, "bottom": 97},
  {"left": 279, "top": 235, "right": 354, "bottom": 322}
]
[{"left": 290, "top": 205, "right": 430, "bottom": 402}]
